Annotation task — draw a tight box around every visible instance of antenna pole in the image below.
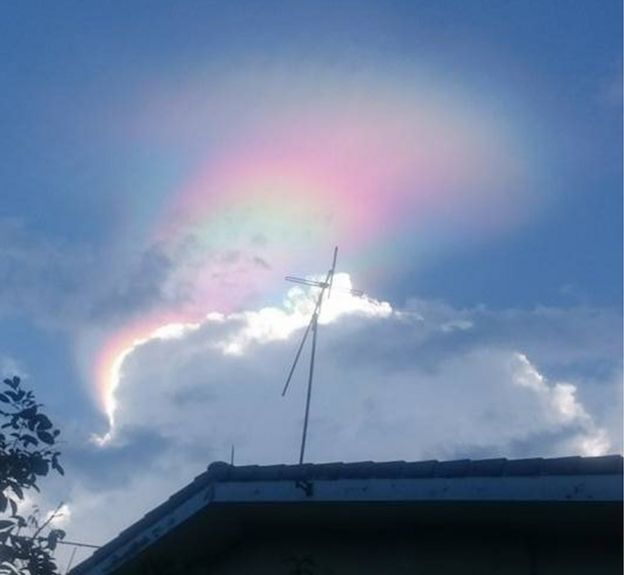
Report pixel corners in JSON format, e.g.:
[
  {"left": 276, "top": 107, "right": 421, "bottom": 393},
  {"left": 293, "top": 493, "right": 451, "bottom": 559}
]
[
  {"left": 299, "top": 310, "right": 318, "bottom": 464},
  {"left": 282, "top": 311, "right": 315, "bottom": 397},
  {"left": 282, "top": 246, "right": 362, "bottom": 464}
]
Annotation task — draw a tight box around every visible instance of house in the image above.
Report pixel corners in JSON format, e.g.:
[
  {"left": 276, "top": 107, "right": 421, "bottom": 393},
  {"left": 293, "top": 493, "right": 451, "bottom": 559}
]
[{"left": 71, "top": 455, "right": 623, "bottom": 574}]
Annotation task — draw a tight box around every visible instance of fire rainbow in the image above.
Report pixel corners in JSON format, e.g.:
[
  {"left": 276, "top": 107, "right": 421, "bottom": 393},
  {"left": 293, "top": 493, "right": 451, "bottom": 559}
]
[{"left": 90, "top": 63, "right": 543, "bottom": 434}]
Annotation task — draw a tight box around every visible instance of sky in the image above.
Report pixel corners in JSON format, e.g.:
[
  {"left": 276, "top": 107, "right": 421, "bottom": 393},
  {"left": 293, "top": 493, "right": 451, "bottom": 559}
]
[{"left": 0, "top": 0, "right": 622, "bottom": 564}]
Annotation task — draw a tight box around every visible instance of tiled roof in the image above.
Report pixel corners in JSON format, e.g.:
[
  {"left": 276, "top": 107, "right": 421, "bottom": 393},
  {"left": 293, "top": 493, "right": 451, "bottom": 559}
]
[
  {"left": 71, "top": 455, "right": 623, "bottom": 574},
  {"left": 205, "top": 454, "right": 623, "bottom": 482},
  {"left": 114, "top": 455, "right": 624, "bottom": 543}
]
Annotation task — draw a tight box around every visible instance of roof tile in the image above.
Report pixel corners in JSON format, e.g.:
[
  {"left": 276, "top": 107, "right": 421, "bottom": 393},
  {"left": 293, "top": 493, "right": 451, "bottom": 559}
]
[
  {"left": 279, "top": 463, "right": 314, "bottom": 480},
  {"left": 435, "top": 459, "right": 471, "bottom": 477},
  {"left": 249, "top": 464, "right": 288, "bottom": 481},
  {"left": 339, "top": 461, "right": 376, "bottom": 479},
  {"left": 367, "top": 461, "right": 407, "bottom": 478},
  {"left": 309, "top": 462, "right": 345, "bottom": 479},
  {"left": 403, "top": 460, "right": 437, "bottom": 477},
  {"left": 207, "top": 461, "right": 231, "bottom": 481},
  {"left": 578, "top": 454, "right": 624, "bottom": 475},
  {"left": 467, "top": 458, "right": 506, "bottom": 477},
  {"left": 504, "top": 458, "right": 543, "bottom": 476},
  {"left": 540, "top": 456, "right": 582, "bottom": 475}
]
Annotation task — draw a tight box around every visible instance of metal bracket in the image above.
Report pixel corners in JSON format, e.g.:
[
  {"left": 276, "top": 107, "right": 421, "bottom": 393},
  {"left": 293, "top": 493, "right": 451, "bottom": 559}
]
[{"left": 295, "top": 480, "right": 314, "bottom": 497}]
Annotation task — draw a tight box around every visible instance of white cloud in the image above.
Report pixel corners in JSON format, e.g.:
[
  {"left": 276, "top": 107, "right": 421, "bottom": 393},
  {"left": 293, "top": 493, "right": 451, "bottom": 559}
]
[
  {"left": 96, "top": 278, "right": 615, "bottom": 471},
  {"left": 211, "top": 274, "right": 391, "bottom": 355},
  {"left": 511, "top": 352, "right": 609, "bottom": 455},
  {"left": 47, "top": 280, "right": 620, "bottom": 551},
  {"left": 46, "top": 503, "right": 71, "bottom": 529}
]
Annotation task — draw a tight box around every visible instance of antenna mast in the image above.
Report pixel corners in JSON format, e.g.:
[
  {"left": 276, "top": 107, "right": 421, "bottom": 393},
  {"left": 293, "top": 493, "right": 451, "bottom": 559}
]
[{"left": 282, "top": 247, "right": 362, "bottom": 464}]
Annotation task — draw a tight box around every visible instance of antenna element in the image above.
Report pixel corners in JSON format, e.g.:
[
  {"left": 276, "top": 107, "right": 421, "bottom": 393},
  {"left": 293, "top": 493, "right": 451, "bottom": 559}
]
[{"left": 282, "top": 247, "right": 362, "bottom": 464}]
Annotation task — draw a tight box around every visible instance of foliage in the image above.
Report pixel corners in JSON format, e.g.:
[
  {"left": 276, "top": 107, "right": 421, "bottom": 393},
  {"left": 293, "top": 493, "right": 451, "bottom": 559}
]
[{"left": 0, "top": 377, "right": 65, "bottom": 575}]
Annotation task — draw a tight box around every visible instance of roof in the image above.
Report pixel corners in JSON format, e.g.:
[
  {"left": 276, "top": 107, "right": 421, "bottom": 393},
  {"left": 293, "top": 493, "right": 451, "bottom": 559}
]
[
  {"left": 206, "top": 454, "right": 623, "bottom": 481},
  {"left": 71, "top": 455, "right": 623, "bottom": 575}
]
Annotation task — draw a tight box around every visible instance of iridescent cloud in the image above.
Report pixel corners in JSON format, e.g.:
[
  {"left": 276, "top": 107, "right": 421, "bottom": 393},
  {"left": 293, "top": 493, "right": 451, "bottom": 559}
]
[{"left": 89, "top": 61, "right": 544, "bottom": 427}]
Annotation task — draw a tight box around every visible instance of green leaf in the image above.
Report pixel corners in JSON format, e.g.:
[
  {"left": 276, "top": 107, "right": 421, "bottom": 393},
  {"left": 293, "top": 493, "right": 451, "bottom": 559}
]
[
  {"left": 19, "top": 406, "right": 37, "bottom": 420},
  {"left": 37, "top": 430, "right": 54, "bottom": 445},
  {"left": 35, "top": 414, "right": 52, "bottom": 430},
  {"left": 47, "top": 531, "right": 58, "bottom": 551},
  {"left": 21, "top": 434, "right": 38, "bottom": 448},
  {"left": 5, "top": 378, "right": 19, "bottom": 390},
  {"left": 51, "top": 459, "right": 64, "bottom": 476},
  {"left": 32, "top": 458, "right": 49, "bottom": 476}
]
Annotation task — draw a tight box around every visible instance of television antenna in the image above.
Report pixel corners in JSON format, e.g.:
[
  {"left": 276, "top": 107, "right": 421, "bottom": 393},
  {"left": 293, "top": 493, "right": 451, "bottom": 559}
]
[{"left": 282, "top": 247, "right": 363, "bottom": 464}]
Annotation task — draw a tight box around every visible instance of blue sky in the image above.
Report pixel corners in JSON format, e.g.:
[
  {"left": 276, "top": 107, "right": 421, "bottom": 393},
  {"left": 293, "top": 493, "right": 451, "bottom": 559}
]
[
  {"left": 0, "top": 0, "right": 621, "bottom": 554},
  {"left": 1, "top": 1, "right": 621, "bottom": 305}
]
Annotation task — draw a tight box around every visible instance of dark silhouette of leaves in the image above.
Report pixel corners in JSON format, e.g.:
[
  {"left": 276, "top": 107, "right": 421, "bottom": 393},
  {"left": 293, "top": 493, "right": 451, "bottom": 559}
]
[
  {"left": 34, "top": 433, "right": 53, "bottom": 447},
  {"left": 33, "top": 418, "right": 51, "bottom": 432},
  {"left": 0, "top": 376, "right": 65, "bottom": 575}
]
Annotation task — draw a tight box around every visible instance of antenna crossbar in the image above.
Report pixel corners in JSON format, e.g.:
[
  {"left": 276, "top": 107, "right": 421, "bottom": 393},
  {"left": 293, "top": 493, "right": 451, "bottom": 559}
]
[
  {"left": 285, "top": 276, "right": 330, "bottom": 288},
  {"left": 285, "top": 276, "right": 364, "bottom": 297}
]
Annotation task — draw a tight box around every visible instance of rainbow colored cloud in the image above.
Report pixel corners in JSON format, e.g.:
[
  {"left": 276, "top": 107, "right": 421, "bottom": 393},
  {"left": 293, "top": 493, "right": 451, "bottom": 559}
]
[{"left": 90, "top": 62, "right": 543, "bottom": 430}]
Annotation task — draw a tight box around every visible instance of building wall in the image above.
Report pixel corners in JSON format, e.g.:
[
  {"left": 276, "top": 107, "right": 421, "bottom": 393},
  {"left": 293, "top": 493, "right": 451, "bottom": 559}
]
[{"left": 202, "top": 529, "right": 620, "bottom": 575}]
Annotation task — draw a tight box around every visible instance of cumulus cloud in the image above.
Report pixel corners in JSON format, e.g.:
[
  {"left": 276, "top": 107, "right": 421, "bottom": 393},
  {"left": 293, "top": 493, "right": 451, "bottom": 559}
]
[
  {"left": 39, "top": 277, "right": 620, "bottom": 557},
  {"left": 109, "top": 300, "right": 611, "bottom": 464}
]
